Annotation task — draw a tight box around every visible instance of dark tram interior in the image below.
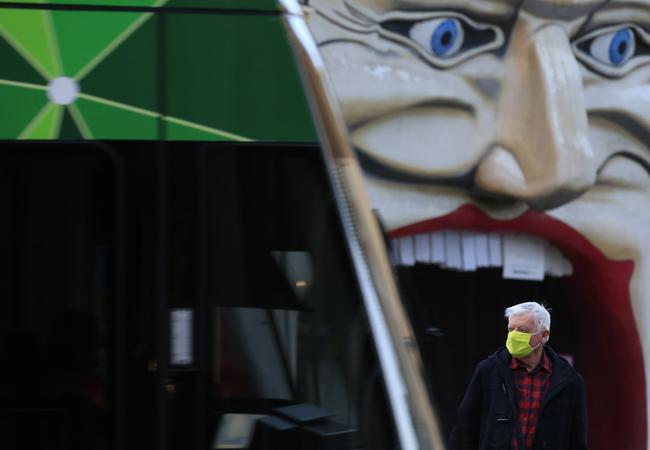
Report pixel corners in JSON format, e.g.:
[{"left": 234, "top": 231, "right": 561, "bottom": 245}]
[{"left": 0, "top": 142, "right": 395, "bottom": 450}]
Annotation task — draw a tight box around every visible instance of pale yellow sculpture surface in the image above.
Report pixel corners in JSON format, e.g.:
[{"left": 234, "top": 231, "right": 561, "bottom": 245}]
[{"left": 305, "top": 0, "right": 650, "bottom": 448}]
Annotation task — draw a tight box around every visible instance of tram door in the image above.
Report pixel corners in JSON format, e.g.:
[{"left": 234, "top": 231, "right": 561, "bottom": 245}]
[
  {"left": 155, "top": 143, "right": 396, "bottom": 450},
  {"left": 0, "top": 142, "right": 395, "bottom": 450}
]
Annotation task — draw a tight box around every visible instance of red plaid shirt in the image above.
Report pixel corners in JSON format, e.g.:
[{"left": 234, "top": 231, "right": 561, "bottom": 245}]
[{"left": 511, "top": 351, "right": 553, "bottom": 450}]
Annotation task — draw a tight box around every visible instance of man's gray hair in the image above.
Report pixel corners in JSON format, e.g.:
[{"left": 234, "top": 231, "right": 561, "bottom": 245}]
[{"left": 504, "top": 302, "right": 551, "bottom": 331}]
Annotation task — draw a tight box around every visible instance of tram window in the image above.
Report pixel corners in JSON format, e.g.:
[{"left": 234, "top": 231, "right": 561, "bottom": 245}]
[
  {"left": 0, "top": 145, "right": 115, "bottom": 450},
  {"left": 164, "top": 143, "right": 396, "bottom": 449},
  {"left": 0, "top": 142, "right": 396, "bottom": 450}
]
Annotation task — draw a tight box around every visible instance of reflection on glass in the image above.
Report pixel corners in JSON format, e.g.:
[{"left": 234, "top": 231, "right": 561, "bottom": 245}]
[{"left": 204, "top": 145, "right": 396, "bottom": 449}]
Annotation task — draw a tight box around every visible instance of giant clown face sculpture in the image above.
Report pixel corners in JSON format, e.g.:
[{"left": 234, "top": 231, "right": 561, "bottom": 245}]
[{"left": 304, "top": 0, "right": 650, "bottom": 449}]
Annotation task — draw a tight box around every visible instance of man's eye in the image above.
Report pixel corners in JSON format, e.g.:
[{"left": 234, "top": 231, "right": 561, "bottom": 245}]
[
  {"left": 573, "top": 25, "right": 650, "bottom": 76},
  {"left": 410, "top": 18, "right": 465, "bottom": 58},
  {"left": 590, "top": 28, "right": 635, "bottom": 66},
  {"left": 379, "top": 14, "right": 504, "bottom": 68}
]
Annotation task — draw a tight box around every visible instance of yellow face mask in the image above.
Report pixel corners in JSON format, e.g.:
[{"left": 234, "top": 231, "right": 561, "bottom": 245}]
[{"left": 506, "top": 330, "right": 543, "bottom": 358}]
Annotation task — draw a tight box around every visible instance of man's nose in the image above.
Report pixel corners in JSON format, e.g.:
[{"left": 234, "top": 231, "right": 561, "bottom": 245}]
[{"left": 474, "top": 22, "right": 598, "bottom": 210}]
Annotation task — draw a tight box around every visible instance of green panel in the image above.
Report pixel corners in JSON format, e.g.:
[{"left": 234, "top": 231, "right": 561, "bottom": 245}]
[
  {"left": 0, "top": 84, "right": 48, "bottom": 138},
  {"left": 59, "top": 107, "right": 83, "bottom": 139},
  {"left": 75, "top": 97, "right": 158, "bottom": 139},
  {"left": 0, "top": 4, "right": 313, "bottom": 142},
  {"left": 0, "top": 0, "right": 278, "bottom": 10},
  {"left": 6, "top": 0, "right": 279, "bottom": 11},
  {"left": 46, "top": 0, "right": 163, "bottom": 5},
  {"left": 0, "top": 8, "right": 61, "bottom": 79},
  {"left": 19, "top": 103, "right": 63, "bottom": 139},
  {"left": 165, "top": 14, "right": 316, "bottom": 142},
  {"left": 166, "top": 0, "right": 278, "bottom": 11},
  {"left": 81, "top": 16, "right": 157, "bottom": 112},
  {"left": 0, "top": 34, "right": 47, "bottom": 85},
  {"left": 51, "top": 9, "right": 152, "bottom": 78}
]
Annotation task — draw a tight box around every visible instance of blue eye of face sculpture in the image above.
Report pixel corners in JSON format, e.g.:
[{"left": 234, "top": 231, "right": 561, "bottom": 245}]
[
  {"left": 431, "top": 19, "right": 462, "bottom": 57},
  {"left": 408, "top": 18, "right": 469, "bottom": 60},
  {"left": 382, "top": 15, "right": 502, "bottom": 67},
  {"left": 609, "top": 29, "right": 634, "bottom": 65},
  {"left": 590, "top": 28, "right": 635, "bottom": 66}
]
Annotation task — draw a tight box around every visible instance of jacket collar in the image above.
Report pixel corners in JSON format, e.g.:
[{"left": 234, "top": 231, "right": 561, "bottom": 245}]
[
  {"left": 510, "top": 348, "right": 552, "bottom": 373},
  {"left": 490, "top": 345, "right": 576, "bottom": 391}
]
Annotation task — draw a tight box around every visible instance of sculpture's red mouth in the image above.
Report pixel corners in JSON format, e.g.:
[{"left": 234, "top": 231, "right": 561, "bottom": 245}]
[{"left": 389, "top": 204, "right": 646, "bottom": 450}]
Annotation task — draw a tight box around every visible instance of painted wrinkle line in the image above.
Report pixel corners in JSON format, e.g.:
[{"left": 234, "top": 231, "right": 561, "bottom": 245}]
[
  {"left": 75, "top": 9, "right": 155, "bottom": 81},
  {"left": 79, "top": 92, "right": 250, "bottom": 141},
  {"left": 67, "top": 103, "right": 94, "bottom": 139},
  {"left": 0, "top": 27, "right": 52, "bottom": 80},
  {"left": 44, "top": 9, "right": 64, "bottom": 76},
  {"left": 0, "top": 78, "right": 47, "bottom": 90},
  {"left": 18, "top": 101, "right": 54, "bottom": 139}
]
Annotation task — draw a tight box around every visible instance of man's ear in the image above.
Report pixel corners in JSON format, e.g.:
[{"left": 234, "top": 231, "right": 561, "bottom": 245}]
[{"left": 543, "top": 330, "right": 550, "bottom": 343}]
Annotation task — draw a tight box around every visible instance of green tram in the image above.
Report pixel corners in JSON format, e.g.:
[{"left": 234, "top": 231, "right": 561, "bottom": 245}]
[{"left": 0, "top": 1, "right": 438, "bottom": 449}]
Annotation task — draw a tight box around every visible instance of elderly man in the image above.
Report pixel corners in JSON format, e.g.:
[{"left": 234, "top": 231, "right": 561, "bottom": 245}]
[{"left": 450, "top": 302, "right": 587, "bottom": 450}]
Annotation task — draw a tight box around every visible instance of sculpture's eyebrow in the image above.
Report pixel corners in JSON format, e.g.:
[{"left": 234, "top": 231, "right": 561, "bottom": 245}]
[
  {"left": 576, "top": 0, "right": 650, "bottom": 32},
  {"left": 606, "top": 0, "right": 650, "bottom": 6},
  {"left": 520, "top": 0, "right": 608, "bottom": 20},
  {"left": 596, "top": 0, "right": 650, "bottom": 17},
  {"left": 388, "top": 0, "right": 516, "bottom": 17}
]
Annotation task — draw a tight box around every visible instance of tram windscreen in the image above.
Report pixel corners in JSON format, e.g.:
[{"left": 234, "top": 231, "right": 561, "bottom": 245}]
[{"left": 0, "top": 142, "right": 396, "bottom": 450}]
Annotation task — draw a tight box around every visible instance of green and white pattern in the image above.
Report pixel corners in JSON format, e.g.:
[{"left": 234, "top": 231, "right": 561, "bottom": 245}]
[{"left": 0, "top": 1, "right": 315, "bottom": 141}]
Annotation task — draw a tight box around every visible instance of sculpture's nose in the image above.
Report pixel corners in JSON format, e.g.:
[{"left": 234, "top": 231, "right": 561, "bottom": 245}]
[{"left": 474, "top": 21, "right": 598, "bottom": 210}]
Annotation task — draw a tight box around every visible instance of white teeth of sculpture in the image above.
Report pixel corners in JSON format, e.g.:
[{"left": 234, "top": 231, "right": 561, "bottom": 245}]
[{"left": 392, "top": 231, "right": 573, "bottom": 281}]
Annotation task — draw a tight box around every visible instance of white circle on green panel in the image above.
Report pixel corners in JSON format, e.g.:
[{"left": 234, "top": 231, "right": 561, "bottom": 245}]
[{"left": 47, "top": 77, "right": 80, "bottom": 105}]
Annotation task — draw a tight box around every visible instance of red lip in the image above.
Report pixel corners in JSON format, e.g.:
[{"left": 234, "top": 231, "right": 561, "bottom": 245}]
[{"left": 390, "top": 204, "right": 646, "bottom": 450}]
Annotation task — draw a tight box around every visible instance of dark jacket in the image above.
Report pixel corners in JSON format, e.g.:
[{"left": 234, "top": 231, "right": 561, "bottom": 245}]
[{"left": 450, "top": 346, "right": 587, "bottom": 450}]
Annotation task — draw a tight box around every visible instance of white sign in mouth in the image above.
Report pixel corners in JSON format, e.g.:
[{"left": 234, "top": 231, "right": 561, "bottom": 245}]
[
  {"left": 391, "top": 231, "right": 573, "bottom": 281},
  {"left": 502, "top": 234, "right": 546, "bottom": 281}
]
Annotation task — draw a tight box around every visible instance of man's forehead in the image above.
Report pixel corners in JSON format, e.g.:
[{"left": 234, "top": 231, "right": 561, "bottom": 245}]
[{"left": 509, "top": 314, "right": 535, "bottom": 326}]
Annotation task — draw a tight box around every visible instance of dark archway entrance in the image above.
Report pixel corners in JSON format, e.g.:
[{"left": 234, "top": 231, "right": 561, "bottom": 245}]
[{"left": 396, "top": 264, "right": 577, "bottom": 439}]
